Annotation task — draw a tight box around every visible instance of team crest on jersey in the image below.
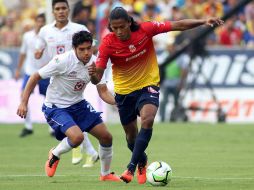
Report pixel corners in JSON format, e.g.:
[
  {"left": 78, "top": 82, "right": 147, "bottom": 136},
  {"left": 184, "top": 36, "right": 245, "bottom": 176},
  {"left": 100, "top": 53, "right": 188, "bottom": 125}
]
[
  {"left": 129, "top": 45, "right": 136, "bottom": 53},
  {"left": 74, "top": 81, "right": 85, "bottom": 91},
  {"left": 57, "top": 45, "right": 65, "bottom": 54}
]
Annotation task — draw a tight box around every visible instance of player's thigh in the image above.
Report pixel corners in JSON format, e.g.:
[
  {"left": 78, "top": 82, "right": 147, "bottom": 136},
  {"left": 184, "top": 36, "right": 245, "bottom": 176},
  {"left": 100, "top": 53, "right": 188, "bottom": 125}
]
[
  {"left": 115, "top": 93, "right": 137, "bottom": 126},
  {"left": 138, "top": 86, "right": 160, "bottom": 126},
  {"left": 89, "top": 123, "right": 112, "bottom": 145},
  {"left": 140, "top": 104, "right": 158, "bottom": 119},
  {"left": 42, "top": 104, "right": 77, "bottom": 140}
]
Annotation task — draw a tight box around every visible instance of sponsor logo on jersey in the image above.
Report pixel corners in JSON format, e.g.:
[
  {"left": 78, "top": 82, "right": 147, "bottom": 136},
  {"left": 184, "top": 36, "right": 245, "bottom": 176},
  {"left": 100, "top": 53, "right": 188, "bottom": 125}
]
[
  {"left": 68, "top": 71, "right": 77, "bottom": 78},
  {"left": 138, "top": 36, "right": 148, "bottom": 45},
  {"left": 126, "top": 49, "right": 146, "bottom": 62},
  {"left": 47, "top": 36, "right": 55, "bottom": 42}
]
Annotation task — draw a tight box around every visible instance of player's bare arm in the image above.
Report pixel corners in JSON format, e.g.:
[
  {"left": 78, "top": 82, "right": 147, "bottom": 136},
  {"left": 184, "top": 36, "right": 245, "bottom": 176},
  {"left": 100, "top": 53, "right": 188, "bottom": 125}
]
[
  {"left": 96, "top": 84, "right": 116, "bottom": 105},
  {"left": 88, "top": 63, "right": 104, "bottom": 85},
  {"left": 170, "top": 17, "right": 224, "bottom": 31},
  {"left": 14, "top": 53, "right": 26, "bottom": 80},
  {"left": 34, "top": 49, "right": 44, "bottom": 59},
  {"left": 17, "top": 72, "right": 42, "bottom": 118}
]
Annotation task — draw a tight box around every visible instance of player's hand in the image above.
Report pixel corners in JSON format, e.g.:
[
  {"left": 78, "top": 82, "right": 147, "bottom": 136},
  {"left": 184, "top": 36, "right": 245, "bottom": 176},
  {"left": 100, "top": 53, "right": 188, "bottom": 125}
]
[
  {"left": 88, "top": 62, "right": 97, "bottom": 77},
  {"left": 14, "top": 69, "right": 20, "bottom": 80},
  {"left": 206, "top": 17, "right": 224, "bottom": 27},
  {"left": 17, "top": 103, "right": 28, "bottom": 118}
]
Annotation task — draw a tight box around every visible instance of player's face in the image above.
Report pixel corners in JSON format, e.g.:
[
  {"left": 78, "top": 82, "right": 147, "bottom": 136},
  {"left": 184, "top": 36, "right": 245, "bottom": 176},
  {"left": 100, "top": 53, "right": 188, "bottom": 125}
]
[
  {"left": 75, "top": 42, "right": 93, "bottom": 65},
  {"left": 53, "top": 2, "right": 69, "bottom": 23},
  {"left": 110, "top": 19, "right": 131, "bottom": 41},
  {"left": 35, "top": 17, "right": 45, "bottom": 30}
]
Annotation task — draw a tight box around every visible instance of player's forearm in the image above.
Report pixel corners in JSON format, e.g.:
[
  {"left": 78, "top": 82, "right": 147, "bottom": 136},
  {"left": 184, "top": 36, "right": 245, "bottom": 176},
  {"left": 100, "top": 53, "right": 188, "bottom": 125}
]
[
  {"left": 97, "top": 84, "right": 115, "bottom": 105},
  {"left": 35, "top": 50, "right": 43, "bottom": 59},
  {"left": 90, "top": 75, "right": 101, "bottom": 85},
  {"left": 171, "top": 19, "right": 206, "bottom": 31},
  {"left": 17, "top": 54, "right": 26, "bottom": 70},
  {"left": 21, "top": 73, "right": 41, "bottom": 105},
  {"left": 88, "top": 63, "right": 104, "bottom": 84}
]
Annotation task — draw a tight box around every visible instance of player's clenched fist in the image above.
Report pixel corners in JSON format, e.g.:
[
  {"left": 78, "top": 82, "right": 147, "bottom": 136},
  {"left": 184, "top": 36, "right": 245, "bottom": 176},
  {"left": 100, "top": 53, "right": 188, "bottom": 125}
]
[{"left": 88, "top": 62, "right": 96, "bottom": 77}]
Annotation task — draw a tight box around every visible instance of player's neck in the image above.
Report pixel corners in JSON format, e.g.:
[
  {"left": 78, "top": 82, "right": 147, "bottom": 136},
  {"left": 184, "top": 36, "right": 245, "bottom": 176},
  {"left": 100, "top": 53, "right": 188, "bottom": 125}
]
[
  {"left": 55, "top": 20, "right": 69, "bottom": 29},
  {"left": 35, "top": 28, "right": 40, "bottom": 34}
]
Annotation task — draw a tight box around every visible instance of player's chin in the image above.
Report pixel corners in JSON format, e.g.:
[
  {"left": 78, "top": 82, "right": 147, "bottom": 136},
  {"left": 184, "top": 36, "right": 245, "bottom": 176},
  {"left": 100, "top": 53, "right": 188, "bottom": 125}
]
[
  {"left": 117, "top": 36, "right": 126, "bottom": 41},
  {"left": 82, "top": 58, "right": 90, "bottom": 64},
  {"left": 57, "top": 17, "right": 67, "bottom": 22}
]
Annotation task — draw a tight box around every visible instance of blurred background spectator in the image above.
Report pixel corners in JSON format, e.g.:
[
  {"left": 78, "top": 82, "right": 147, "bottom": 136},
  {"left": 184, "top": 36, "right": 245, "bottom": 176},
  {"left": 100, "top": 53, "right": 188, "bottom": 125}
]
[
  {"left": 0, "top": 0, "right": 254, "bottom": 123},
  {"left": 0, "top": 0, "right": 253, "bottom": 48}
]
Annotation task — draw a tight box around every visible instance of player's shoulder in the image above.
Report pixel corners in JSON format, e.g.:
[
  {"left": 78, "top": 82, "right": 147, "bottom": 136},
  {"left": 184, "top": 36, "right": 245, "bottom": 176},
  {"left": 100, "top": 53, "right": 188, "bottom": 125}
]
[
  {"left": 140, "top": 21, "right": 153, "bottom": 29},
  {"left": 53, "top": 50, "right": 73, "bottom": 63},
  {"left": 23, "top": 30, "right": 34, "bottom": 38},
  {"left": 69, "top": 22, "right": 89, "bottom": 31},
  {"left": 101, "top": 33, "right": 116, "bottom": 45},
  {"left": 38, "top": 23, "right": 53, "bottom": 36},
  {"left": 40, "top": 23, "right": 53, "bottom": 31}
]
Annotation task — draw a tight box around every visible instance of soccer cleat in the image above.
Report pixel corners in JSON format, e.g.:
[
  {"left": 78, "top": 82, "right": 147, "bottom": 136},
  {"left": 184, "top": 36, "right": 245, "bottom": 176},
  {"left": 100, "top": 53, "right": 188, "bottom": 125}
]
[
  {"left": 120, "top": 170, "right": 134, "bottom": 183},
  {"left": 137, "top": 162, "right": 147, "bottom": 184},
  {"left": 45, "top": 148, "right": 60, "bottom": 177},
  {"left": 19, "top": 128, "right": 33, "bottom": 137},
  {"left": 99, "top": 172, "right": 121, "bottom": 182},
  {"left": 82, "top": 153, "right": 99, "bottom": 168},
  {"left": 72, "top": 146, "right": 83, "bottom": 165}
]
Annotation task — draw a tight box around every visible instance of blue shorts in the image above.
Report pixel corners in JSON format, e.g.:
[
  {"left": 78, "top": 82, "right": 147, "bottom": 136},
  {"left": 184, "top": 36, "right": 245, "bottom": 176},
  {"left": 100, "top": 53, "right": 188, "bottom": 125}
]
[
  {"left": 115, "top": 85, "right": 160, "bottom": 125},
  {"left": 22, "top": 74, "right": 49, "bottom": 95},
  {"left": 42, "top": 100, "right": 103, "bottom": 141}
]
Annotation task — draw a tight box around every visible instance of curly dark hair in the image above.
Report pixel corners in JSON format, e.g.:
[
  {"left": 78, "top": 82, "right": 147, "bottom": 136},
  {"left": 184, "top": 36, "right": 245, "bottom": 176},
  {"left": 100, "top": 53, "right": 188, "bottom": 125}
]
[
  {"left": 72, "top": 31, "right": 93, "bottom": 48},
  {"left": 108, "top": 7, "right": 140, "bottom": 32}
]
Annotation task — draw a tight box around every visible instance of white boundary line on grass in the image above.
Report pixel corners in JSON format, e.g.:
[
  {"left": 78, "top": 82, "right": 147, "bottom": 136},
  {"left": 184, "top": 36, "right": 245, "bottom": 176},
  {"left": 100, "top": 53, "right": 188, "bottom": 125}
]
[
  {"left": 0, "top": 174, "right": 254, "bottom": 180},
  {"left": 173, "top": 176, "right": 254, "bottom": 180}
]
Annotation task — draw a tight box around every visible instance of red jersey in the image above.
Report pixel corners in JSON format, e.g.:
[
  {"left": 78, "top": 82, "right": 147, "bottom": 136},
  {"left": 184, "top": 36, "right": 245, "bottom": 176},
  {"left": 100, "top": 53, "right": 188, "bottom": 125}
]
[{"left": 96, "top": 21, "right": 171, "bottom": 94}]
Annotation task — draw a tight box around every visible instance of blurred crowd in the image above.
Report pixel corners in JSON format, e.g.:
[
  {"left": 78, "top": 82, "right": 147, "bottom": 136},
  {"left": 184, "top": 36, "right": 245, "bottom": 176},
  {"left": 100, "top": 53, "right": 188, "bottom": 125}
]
[{"left": 0, "top": 0, "right": 254, "bottom": 48}]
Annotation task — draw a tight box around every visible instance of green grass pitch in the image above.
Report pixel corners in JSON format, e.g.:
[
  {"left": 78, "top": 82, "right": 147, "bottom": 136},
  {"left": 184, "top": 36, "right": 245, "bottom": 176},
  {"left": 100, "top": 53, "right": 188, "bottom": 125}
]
[{"left": 0, "top": 123, "right": 253, "bottom": 190}]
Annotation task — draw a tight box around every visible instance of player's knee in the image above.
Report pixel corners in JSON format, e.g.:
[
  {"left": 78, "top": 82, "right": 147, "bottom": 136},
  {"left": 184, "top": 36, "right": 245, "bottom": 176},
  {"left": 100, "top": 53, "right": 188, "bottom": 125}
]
[
  {"left": 141, "top": 115, "right": 155, "bottom": 128},
  {"left": 100, "top": 132, "right": 112, "bottom": 145},
  {"left": 126, "top": 134, "right": 136, "bottom": 143},
  {"left": 71, "top": 134, "right": 84, "bottom": 147}
]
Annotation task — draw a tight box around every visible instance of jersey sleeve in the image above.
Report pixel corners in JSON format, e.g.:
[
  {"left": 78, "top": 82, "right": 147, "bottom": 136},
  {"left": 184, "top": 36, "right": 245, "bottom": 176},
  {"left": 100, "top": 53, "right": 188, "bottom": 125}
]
[
  {"left": 20, "top": 33, "right": 27, "bottom": 54},
  {"left": 98, "top": 60, "right": 112, "bottom": 85},
  {"left": 38, "top": 56, "right": 66, "bottom": 79},
  {"left": 35, "top": 28, "right": 46, "bottom": 50},
  {"left": 81, "top": 24, "right": 89, "bottom": 32},
  {"left": 95, "top": 41, "right": 110, "bottom": 69},
  {"left": 141, "top": 21, "right": 172, "bottom": 37}
]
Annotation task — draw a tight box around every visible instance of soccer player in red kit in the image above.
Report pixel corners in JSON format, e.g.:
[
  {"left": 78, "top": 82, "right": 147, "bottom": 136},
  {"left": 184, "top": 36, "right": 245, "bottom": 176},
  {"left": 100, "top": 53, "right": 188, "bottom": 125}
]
[{"left": 89, "top": 7, "right": 223, "bottom": 184}]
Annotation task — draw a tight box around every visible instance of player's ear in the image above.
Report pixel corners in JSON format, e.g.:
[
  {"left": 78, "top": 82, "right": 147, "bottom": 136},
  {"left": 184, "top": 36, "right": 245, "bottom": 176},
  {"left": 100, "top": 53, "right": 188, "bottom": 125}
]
[{"left": 107, "top": 23, "right": 113, "bottom": 32}]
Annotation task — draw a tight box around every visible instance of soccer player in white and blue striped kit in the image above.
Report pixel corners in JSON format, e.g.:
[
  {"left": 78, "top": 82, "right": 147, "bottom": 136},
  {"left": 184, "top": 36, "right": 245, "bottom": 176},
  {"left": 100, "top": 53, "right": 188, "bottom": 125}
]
[
  {"left": 17, "top": 31, "right": 121, "bottom": 181},
  {"left": 35, "top": 0, "right": 99, "bottom": 167}
]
